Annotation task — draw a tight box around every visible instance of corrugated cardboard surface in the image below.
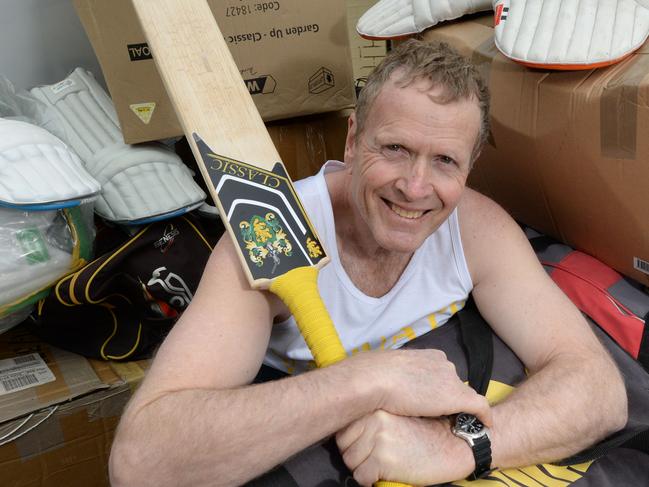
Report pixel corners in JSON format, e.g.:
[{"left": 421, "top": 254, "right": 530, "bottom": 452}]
[
  {"left": 422, "top": 14, "right": 649, "bottom": 284},
  {"left": 0, "top": 326, "right": 149, "bottom": 487},
  {"left": 345, "top": 0, "right": 387, "bottom": 80},
  {"left": 0, "top": 327, "right": 105, "bottom": 425},
  {"left": 74, "top": 0, "right": 355, "bottom": 144},
  {"left": 266, "top": 109, "right": 351, "bottom": 180}
]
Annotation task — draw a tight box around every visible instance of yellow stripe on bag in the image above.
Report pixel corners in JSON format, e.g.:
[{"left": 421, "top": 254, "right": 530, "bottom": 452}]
[
  {"left": 543, "top": 462, "right": 593, "bottom": 480},
  {"left": 518, "top": 465, "right": 571, "bottom": 485},
  {"left": 498, "top": 468, "right": 566, "bottom": 486}
]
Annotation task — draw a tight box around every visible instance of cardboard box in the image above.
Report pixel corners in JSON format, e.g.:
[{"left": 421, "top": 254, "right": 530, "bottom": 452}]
[
  {"left": 266, "top": 109, "right": 351, "bottom": 180},
  {"left": 73, "top": 0, "right": 355, "bottom": 144},
  {"left": 421, "top": 14, "right": 649, "bottom": 284},
  {"left": 0, "top": 325, "right": 148, "bottom": 487}
]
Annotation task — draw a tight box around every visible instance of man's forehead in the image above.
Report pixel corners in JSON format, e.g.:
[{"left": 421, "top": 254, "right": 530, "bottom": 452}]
[
  {"left": 378, "top": 73, "right": 471, "bottom": 104},
  {"left": 370, "top": 77, "right": 479, "bottom": 121}
]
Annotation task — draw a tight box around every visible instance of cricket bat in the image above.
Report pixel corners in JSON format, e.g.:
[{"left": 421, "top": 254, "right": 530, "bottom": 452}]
[{"left": 131, "top": 1, "right": 408, "bottom": 485}]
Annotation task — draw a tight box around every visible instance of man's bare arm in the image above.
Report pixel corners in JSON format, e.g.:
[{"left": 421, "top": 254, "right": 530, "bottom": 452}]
[
  {"left": 109, "top": 236, "right": 490, "bottom": 487},
  {"left": 462, "top": 189, "right": 627, "bottom": 468},
  {"left": 108, "top": 237, "right": 374, "bottom": 487},
  {"left": 336, "top": 190, "right": 628, "bottom": 486}
]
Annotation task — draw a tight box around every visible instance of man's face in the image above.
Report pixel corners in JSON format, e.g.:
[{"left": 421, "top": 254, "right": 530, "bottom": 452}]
[{"left": 344, "top": 76, "right": 481, "bottom": 254}]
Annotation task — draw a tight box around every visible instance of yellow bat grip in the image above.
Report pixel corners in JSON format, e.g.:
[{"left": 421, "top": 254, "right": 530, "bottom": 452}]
[
  {"left": 269, "top": 266, "right": 412, "bottom": 487},
  {"left": 269, "top": 266, "right": 347, "bottom": 367}
]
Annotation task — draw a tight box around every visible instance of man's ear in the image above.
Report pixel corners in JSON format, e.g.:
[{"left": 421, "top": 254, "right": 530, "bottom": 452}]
[{"left": 343, "top": 112, "right": 358, "bottom": 165}]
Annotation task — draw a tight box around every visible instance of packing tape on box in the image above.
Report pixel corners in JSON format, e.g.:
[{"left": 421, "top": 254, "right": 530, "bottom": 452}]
[
  {"left": 470, "top": 37, "right": 500, "bottom": 150},
  {"left": 10, "top": 407, "right": 63, "bottom": 458},
  {"left": 600, "top": 54, "right": 649, "bottom": 159},
  {"left": 62, "top": 386, "right": 131, "bottom": 420},
  {"left": 110, "top": 361, "right": 147, "bottom": 394},
  {"left": 471, "top": 37, "right": 500, "bottom": 80}
]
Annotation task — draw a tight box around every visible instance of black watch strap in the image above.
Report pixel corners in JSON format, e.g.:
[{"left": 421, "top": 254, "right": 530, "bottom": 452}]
[{"left": 469, "top": 435, "right": 493, "bottom": 480}]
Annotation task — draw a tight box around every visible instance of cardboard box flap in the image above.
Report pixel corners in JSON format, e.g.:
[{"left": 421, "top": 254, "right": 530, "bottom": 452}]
[{"left": 0, "top": 327, "right": 107, "bottom": 424}]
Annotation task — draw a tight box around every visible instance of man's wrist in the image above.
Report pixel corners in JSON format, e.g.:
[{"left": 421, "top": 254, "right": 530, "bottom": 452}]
[
  {"left": 446, "top": 420, "right": 479, "bottom": 479},
  {"left": 338, "top": 353, "right": 386, "bottom": 413},
  {"left": 450, "top": 413, "right": 494, "bottom": 479}
]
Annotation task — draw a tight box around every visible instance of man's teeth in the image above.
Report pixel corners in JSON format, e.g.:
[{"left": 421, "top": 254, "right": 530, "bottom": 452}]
[{"left": 389, "top": 203, "right": 424, "bottom": 219}]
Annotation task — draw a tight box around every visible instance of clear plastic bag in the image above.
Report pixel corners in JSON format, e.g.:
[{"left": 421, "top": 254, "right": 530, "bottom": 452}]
[
  {"left": 0, "top": 74, "right": 69, "bottom": 143},
  {"left": 0, "top": 203, "right": 95, "bottom": 333}
]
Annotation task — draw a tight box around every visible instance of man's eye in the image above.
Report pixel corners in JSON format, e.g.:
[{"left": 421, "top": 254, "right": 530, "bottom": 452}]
[
  {"left": 386, "top": 144, "right": 402, "bottom": 152},
  {"left": 438, "top": 155, "right": 456, "bottom": 165}
]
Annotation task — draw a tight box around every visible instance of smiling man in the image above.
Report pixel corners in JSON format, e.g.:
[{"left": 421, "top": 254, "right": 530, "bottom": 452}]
[{"left": 109, "top": 40, "right": 627, "bottom": 487}]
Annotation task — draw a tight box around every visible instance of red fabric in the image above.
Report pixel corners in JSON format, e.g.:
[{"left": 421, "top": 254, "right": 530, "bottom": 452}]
[{"left": 544, "top": 251, "right": 644, "bottom": 358}]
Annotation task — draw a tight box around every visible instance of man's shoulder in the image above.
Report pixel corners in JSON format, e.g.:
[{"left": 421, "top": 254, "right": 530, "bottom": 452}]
[
  {"left": 458, "top": 188, "right": 530, "bottom": 282},
  {"left": 458, "top": 188, "right": 514, "bottom": 234}
]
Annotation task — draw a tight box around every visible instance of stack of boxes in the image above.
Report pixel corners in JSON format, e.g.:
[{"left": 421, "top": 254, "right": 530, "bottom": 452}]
[{"left": 73, "top": 0, "right": 361, "bottom": 177}]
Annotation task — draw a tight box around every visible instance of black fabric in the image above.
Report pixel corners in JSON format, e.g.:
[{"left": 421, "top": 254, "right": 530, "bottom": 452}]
[
  {"left": 254, "top": 364, "right": 289, "bottom": 383},
  {"left": 638, "top": 311, "right": 649, "bottom": 371},
  {"left": 247, "top": 465, "right": 301, "bottom": 487},
  {"left": 528, "top": 235, "right": 557, "bottom": 254},
  {"left": 32, "top": 213, "right": 223, "bottom": 360},
  {"left": 457, "top": 297, "right": 493, "bottom": 396}
]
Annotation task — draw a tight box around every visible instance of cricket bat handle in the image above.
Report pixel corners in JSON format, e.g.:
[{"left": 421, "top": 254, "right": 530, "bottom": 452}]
[
  {"left": 269, "top": 267, "right": 412, "bottom": 487},
  {"left": 269, "top": 266, "right": 346, "bottom": 367}
]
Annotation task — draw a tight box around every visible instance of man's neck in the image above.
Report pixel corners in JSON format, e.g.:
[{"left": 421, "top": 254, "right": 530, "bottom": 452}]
[{"left": 326, "top": 170, "right": 413, "bottom": 298}]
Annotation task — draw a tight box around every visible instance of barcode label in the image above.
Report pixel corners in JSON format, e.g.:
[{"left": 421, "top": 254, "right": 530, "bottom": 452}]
[
  {"left": 2, "top": 374, "right": 39, "bottom": 392},
  {"left": 0, "top": 353, "right": 55, "bottom": 395},
  {"left": 14, "top": 353, "right": 39, "bottom": 366},
  {"left": 634, "top": 257, "right": 649, "bottom": 275}
]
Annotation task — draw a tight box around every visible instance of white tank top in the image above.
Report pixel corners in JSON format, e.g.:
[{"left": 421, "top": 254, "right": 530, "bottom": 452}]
[{"left": 264, "top": 160, "right": 473, "bottom": 374}]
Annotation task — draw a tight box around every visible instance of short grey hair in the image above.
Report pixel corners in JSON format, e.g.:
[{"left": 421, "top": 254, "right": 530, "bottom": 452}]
[{"left": 355, "top": 39, "right": 490, "bottom": 164}]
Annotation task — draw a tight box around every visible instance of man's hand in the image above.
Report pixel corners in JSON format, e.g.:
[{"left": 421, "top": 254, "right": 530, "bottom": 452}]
[
  {"left": 336, "top": 411, "right": 475, "bottom": 486},
  {"left": 344, "top": 349, "right": 492, "bottom": 426}
]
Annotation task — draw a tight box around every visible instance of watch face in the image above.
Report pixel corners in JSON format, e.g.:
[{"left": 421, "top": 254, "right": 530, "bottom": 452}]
[{"left": 456, "top": 413, "right": 484, "bottom": 435}]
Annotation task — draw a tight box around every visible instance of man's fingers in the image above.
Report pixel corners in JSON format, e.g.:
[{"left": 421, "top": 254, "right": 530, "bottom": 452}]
[
  {"left": 352, "top": 454, "right": 381, "bottom": 487},
  {"left": 337, "top": 414, "right": 381, "bottom": 472},
  {"left": 336, "top": 416, "right": 366, "bottom": 453},
  {"left": 457, "top": 388, "right": 493, "bottom": 427},
  {"left": 340, "top": 430, "right": 374, "bottom": 473}
]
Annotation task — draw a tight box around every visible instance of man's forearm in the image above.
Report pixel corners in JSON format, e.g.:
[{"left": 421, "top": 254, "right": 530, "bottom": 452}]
[
  {"left": 490, "top": 350, "right": 627, "bottom": 469},
  {"left": 110, "top": 364, "right": 379, "bottom": 487}
]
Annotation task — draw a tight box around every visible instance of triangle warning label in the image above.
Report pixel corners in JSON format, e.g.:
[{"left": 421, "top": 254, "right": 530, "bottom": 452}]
[{"left": 130, "top": 102, "right": 156, "bottom": 124}]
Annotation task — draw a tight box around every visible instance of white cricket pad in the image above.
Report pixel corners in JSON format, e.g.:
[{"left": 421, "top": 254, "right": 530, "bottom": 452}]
[
  {"left": 493, "top": 0, "right": 649, "bottom": 69},
  {"left": 30, "top": 68, "right": 206, "bottom": 224},
  {"left": 357, "top": 0, "right": 492, "bottom": 39},
  {"left": 0, "top": 118, "right": 100, "bottom": 208}
]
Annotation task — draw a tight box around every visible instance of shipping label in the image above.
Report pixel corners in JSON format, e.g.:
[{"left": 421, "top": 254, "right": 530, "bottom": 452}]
[
  {"left": 0, "top": 353, "right": 56, "bottom": 395},
  {"left": 634, "top": 257, "right": 649, "bottom": 276}
]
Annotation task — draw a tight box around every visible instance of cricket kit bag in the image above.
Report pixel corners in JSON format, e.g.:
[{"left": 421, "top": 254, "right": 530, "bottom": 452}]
[
  {"left": 526, "top": 228, "right": 649, "bottom": 371},
  {"left": 32, "top": 213, "right": 222, "bottom": 361},
  {"left": 249, "top": 294, "right": 649, "bottom": 486}
]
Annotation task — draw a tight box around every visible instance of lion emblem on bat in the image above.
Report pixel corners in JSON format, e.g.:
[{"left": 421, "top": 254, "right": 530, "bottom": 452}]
[{"left": 239, "top": 213, "right": 292, "bottom": 272}]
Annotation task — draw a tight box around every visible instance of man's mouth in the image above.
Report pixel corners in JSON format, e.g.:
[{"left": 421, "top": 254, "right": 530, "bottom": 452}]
[{"left": 388, "top": 201, "right": 426, "bottom": 219}]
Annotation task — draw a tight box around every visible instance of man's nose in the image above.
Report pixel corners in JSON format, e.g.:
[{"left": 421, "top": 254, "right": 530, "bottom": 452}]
[{"left": 395, "top": 158, "right": 434, "bottom": 200}]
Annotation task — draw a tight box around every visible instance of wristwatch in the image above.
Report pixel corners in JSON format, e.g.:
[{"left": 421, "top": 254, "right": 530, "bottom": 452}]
[{"left": 451, "top": 412, "right": 493, "bottom": 480}]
